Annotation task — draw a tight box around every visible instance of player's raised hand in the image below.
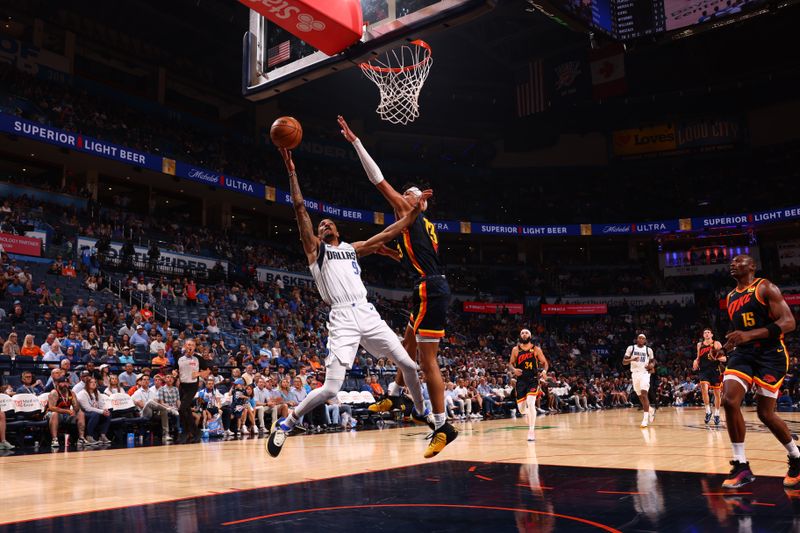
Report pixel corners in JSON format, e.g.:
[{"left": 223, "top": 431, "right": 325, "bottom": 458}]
[
  {"left": 278, "top": 148, "right": 296, "bottom": 174},
  {"left": 337, "top": 115, "right": 358, "bottom": 142}
]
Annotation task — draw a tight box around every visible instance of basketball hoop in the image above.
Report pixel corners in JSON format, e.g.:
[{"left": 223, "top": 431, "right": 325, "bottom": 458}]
[{"left": 359, "top": 40, "right": 432, "bottom": 125}]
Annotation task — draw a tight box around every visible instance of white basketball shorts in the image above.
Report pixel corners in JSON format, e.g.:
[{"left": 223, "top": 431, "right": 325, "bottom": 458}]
[
  {"left": 632, "top": 372, "right": 651, "bottom": 393},
  {"left": 326, "top": 301, "right": 404, "bottom": 369}
]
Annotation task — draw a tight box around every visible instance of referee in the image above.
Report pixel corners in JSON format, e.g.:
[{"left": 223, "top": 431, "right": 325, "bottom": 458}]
[{"left": 178, "top": 338, "right": 209, "bottom": 444}]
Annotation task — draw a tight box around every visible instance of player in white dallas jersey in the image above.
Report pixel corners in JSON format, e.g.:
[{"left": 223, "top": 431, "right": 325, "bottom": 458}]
[
  {"left": 267, "top": 147, "right": 433, "bottom": 458},
  {"left": 623, "top": 333, "right": 656, "bottom": 428}
]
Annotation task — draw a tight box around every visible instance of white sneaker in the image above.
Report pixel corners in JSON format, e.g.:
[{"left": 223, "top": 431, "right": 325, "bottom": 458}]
[
  {"left": 51, "top": 438, "right": 60, "bottom": 449},
  {"left": 265, "top": 420, "right": 288, "bottom": 458},
  {"left": 0, "top": 440, "right": 14, "bottom": 450},
  {"left": 527, "top": 431, "right": 536, "bottom": 442},
  {"left": 224, "top": 429, "right": 234, "bottom": 437},
  {"left": 649, "top": 407, "right": 656, "bottom": 421},
  {"left": 85, "top": 436, "right": 98, "bottom": 446},
  {"left": 99, "top": 435, "right": 111, "bottom": 444},
  {"left": 640, "top": 417, "right": 649, "bottom": 428},
  {"left": 164, "top": 435, "right": 174, "bottom": 442}
]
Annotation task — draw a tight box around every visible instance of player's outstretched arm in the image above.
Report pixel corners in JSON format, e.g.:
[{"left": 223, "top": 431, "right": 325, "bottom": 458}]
[
  {"left": 338, "top": 115, "right": 412, "bottom": 217},
  {"left": 280, "top": 148, "right": 319, "bottom": 265},
  {"left": 352, "top": 190, "right": 432, "bottom": 257},
  {"left": 724, "top": 280, "right": 796, "bottom": 350}
]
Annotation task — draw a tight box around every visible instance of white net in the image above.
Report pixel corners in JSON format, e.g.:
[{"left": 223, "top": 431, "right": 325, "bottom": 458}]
[{"left": 359, "top": 40, "right": 432, "bottom": 125}]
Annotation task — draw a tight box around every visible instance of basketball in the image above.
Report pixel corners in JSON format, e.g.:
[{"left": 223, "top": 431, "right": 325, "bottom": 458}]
[{"left": 270, "top": 116, "right": 303, "bottom": 149}]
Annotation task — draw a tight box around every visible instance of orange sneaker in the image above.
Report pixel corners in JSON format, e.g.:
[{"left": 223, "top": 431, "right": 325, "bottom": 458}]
[
  {"left": 722, "top": 460, "right": 755, "bottom": 489},
  {"left": 784, "top": 456, "right": 800, "bottom": 488}
]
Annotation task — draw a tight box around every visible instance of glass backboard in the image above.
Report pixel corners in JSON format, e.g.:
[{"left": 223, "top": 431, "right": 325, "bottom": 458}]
[{"left": 243, "top": 0, "right": 494, "bottom": 100}]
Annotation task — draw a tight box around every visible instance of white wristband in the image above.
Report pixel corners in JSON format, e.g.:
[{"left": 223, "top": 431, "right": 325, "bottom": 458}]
[{"left": 352, "top": 138, "right": 385, "bottom": 186}]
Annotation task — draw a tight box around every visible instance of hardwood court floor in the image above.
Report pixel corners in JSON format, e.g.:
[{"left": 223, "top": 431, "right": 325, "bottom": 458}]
[{"left": 2, "top": 407, "right": 799, "bottom": 528}]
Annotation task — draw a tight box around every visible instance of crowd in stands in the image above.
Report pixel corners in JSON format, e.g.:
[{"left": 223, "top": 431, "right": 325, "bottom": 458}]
[
  {"left": 1, "top": 230, "right": 798, "bottom": 452},
  {"left": 4, "top": 60, "right": 800, "bottom": 227}
]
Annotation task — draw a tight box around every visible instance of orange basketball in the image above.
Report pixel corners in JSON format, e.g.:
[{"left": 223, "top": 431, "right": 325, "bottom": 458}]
[{"left": 270, "top": 116, "right": 303, "bottom": 149}]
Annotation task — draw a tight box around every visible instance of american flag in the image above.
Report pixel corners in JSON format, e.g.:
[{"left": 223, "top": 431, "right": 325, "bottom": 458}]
[
  {"left": 515, "top": 59, "right": 547, "bottom": 117},
  {"left": 267, "top": 40, "right": 291, "bottom": 68}
]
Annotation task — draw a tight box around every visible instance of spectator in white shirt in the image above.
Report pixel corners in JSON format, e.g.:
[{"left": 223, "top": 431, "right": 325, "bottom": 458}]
[
  {"left": 76, "top": 377, "right": 111, "bottom": 445},
  {"left": 43, "top": 341, "right": 64, "bottom": 366},
  {"left": 40, "top": 333, "right": 56, "bottom": 357},
  {"left": 131, "top": 375, "right": 172, "bottom": 441},
  {"left": 453, "top": 379, "right": 473, "bottom": 419},
  {"left": 72, "top": 370, "right": 92, "bottom": 394},
  {"left": 150, "top": 332, "right": 166, "bottom": 355},
  {"left": 103, "top": 374, "right": 126, "bottom": 395},
  {"left": 118, "top": 322, "right": 136, "bottom": 339}
]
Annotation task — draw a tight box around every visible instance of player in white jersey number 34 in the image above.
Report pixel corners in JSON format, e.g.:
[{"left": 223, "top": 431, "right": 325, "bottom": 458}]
[
  {"left": 623, "top": 333, "right": 656, "bottom": 428},
  {"left": 266, "top": 147, "right": 435, "bottom": 458}
]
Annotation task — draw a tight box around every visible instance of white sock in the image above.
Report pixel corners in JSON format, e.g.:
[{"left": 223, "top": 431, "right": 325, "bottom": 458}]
[
  {"left": 705, "top": 405, "right": 711, "bottom": 414},
  {"left": 785, "top": 441, "right": 800, "bottom": 458},
  {"left": 526, "top": 396, "right": 537, "bottom": 432},
  {"left": 433, "top": 413, "right": 446, "bottom": 430},
  {"left": 388, "top": 382, "right": 402, "bottom": 397},
  {"left": 642, "top": 412, "right": 649, "bottom": 422},
  {"left": 282, "top": 413, "right": 297, "bottom": 430},
  {"left": 714, "top": 409, "right": 720, "bottom": 417},
  {"left": 732, "top": 442, "right": 747, "bottom": 463}
]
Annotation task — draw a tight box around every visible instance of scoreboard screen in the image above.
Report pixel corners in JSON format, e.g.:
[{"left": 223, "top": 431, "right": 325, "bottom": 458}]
[{"left": 549, "top": 0, "right": 768, "bottom": 40}]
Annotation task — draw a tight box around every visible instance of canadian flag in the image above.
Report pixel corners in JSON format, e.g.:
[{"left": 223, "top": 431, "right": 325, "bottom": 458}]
[{"left": 590, "top": 44, "right": 626, "bottom": 100}]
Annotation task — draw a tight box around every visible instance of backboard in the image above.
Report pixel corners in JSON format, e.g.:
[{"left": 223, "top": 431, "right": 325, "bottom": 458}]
[{"left": 242, "top": 0, "right": 495, "bottom": 101}]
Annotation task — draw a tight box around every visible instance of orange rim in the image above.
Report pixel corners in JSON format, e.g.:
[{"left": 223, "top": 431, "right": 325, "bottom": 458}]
[{"left": 359, "top": 40, "right": 432, "bottom": 74}]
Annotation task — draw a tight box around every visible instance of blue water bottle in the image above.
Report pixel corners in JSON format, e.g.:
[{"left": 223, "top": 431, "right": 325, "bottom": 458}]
[{"left": 127, "top": 433, "right": 135, "bottom": 448}]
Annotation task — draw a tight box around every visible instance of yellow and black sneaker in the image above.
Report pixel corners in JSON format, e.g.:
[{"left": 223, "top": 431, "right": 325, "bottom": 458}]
[
  {"left": 368, "top": 398, "right": 394, "bottom": 413},
  {"left": 424, "top": 422, "right": 458, "bottom": 459}
]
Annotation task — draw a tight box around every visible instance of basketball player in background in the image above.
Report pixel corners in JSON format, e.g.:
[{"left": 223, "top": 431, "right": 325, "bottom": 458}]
[
  {"left": 509, "top": 329, "right": 548, "bottom": 442},
  {"left": 338, "top": 116, "right": 458, "bottom": 458},
  {"left": 693, "top": 328, "right": 726, "bottom": 425},
  {"left": 266, "top": 148, "right": 432, "bottom": 458},
  {"left": 623, "top": 334, "right": 655, "bottom": 428},
  {"left": 720, "top": 254, "right": 797, "bottom": 489}
]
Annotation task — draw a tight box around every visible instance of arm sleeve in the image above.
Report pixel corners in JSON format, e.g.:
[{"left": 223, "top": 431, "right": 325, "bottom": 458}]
[{"left": 352, "top": 139, "right": 385, "bottom": 185}]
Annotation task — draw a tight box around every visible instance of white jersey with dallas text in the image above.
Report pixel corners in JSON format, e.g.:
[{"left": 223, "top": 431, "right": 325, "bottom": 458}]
[
  {"left": 309, "top": 241, "right": 368, "bottom": 306},
  {"left": 626, "top": 344, "right": 654, "bottom": 374}
]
